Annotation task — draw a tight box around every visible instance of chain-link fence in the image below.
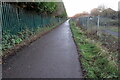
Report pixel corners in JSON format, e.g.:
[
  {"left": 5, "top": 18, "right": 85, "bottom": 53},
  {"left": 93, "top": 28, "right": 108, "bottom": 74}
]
[
  {"left": 79, "top": 16, "right": 118, "bottom": 37},
  {"left": 77, "top": 15, "right": 118, "bottom": 52}
]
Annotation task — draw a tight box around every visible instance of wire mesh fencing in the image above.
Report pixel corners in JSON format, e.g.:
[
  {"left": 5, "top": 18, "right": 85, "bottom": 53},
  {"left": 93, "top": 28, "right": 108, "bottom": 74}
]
[
  {"left": 79, "top": 16, "right": 118, "bottom": 36},
  {"left": 77, "top": 15, "right": 118, "bottom": 52}
]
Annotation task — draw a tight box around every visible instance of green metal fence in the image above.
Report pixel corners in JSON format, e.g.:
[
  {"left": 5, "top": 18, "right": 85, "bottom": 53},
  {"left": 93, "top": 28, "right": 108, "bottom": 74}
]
[
  {"left": 2, "top": 2, "right": 65, "bottom": 35},
  {"left": 1, "top": 2, "right": 67, "bottom": 52}
]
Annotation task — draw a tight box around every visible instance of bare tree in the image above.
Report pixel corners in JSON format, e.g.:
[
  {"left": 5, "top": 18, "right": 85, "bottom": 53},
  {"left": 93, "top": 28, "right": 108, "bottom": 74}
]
[{"left": 97, "top": 5, "right": 106, "bottom": 12}]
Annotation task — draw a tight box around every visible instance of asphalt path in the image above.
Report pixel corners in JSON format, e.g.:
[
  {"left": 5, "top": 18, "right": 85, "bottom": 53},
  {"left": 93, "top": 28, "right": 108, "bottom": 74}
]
[
  {"left": 104, "top": 30, "right": 120, "bottom": 37},
  {"left": 3, "top": 20, "right": 83, "bottom": 78}
]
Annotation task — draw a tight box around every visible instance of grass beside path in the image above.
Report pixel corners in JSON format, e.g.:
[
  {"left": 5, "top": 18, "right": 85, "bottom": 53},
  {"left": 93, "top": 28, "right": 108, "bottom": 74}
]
[{"left": 70, "top": 21, "right": 119, "bottom": 78}]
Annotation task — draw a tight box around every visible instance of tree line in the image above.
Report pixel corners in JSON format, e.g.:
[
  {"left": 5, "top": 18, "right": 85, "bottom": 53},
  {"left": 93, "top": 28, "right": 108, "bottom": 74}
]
[
  {"left": 8, "top": 2, "right": 58, "bottom": 16},
  {"left": 91, "top": 5, "right": 118, "bottom": 19},
  {"left": 73, "top": 5, "right": 118, "bottom": 19}
]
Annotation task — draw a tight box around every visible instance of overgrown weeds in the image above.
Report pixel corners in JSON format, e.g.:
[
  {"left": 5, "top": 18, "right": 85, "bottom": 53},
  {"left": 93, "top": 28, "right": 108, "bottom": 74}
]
[
  {"left": 79, "top": 26, "right": 118, "bottom": 53},
  {"left": 70, "top": 21, "right": 119, "bottom": 78},
  {"left": 2, "top": 25, "right": 55, "bottom": 56}
]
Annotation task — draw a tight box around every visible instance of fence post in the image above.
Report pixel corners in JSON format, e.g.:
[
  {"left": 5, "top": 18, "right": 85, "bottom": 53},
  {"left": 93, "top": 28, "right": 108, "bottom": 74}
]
[
  {"left": 0, "top": 2, "right": 2, "bottom": 78},
  {"left": 0, "top": 1, "right": 2, "bottom": 57},
  {"left": 97, "top": 15, "right": 100, "bottom": 35}
]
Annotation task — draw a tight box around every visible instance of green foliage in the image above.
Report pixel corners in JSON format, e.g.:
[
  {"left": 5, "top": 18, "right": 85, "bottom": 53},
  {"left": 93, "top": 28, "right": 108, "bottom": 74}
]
[
  {"left": 2, "top": 24, "right": 58, "bottom": 55},
  {"left": 70, "top": 21, "right": 118, "bottom": 78},
  {"left": 11, "top": 36, "right": 22, "bottom": 44},
  {"left": 2, "top": 30, "right": 23, "bottom": 51},
  {"left": 41, "top": 2, "right": 57, "bottom": 14},
  {"left": 16, "top": 2, "right": 57, "bottom": 14},
  {"left": 2, "top": 2, "right": 66, "bottom": 56},
  {"left": 58, "top": 12, "right": 67, "bottom": 18}
]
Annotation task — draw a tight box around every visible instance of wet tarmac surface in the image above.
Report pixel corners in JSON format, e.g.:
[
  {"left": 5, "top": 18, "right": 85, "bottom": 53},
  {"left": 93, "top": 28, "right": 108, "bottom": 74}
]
[{"left": 3, "top": 20, "right": 83, "bottom": 78}]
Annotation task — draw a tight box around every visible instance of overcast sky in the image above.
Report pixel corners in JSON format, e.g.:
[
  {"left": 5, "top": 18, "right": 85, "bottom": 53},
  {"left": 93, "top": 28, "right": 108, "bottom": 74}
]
[{"left": 63, "top": 0, "right": 119, "bottom": 17}]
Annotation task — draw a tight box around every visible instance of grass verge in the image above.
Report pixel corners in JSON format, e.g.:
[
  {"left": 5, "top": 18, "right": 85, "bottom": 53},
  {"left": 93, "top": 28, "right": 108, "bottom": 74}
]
[{"left": 70, "top": 21, "right": 119, "bottom": 78}]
